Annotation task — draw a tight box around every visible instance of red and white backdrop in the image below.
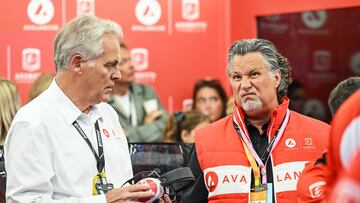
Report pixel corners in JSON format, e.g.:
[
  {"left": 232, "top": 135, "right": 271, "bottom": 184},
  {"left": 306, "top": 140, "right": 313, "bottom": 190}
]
[
  {"left": 0, "top": 0, "right": 230, "bottom": 112},
  {"left": 1, "top": 0, "right": 359, "bottom": 116}
]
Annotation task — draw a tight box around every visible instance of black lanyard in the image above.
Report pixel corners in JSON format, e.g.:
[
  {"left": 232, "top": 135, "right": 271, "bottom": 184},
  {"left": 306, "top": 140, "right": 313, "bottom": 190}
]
[{"left": 73, "top": 120, "right": 105, "bottom": 173}]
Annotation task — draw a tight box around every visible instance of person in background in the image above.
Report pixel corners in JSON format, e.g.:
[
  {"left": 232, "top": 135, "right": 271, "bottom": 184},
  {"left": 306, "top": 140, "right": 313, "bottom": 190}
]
[
  {"left": 162, "top": 110, "right": 210, "bottom": 144},
  {"left": 28, "top": 73, "right": 55, "bottom": 101},
  {"left": 4, "top": 15, "right": 171, "bottom": 203},
  {"left": 0, "top": 78, "right": 20, "bottom": 203},
  {"left": 287, "top": 80, "right": 306, "bottom": 114},
  {"left": 0, "top": 78, "right": 20, "bottom": 144},
  {"left": 327, "top": 89, "right": 360, "bottom": 202},
  {"left": 192, "top": 79, "right": 227, "bottom": 122},
  {"left": 163, "top": 110, "right": 210, "bottom": 166},
  {"left": 296, "top": 76, "right": 360, "bottom": 202},
  {"left": 108, "top": 43, "right": 168, "bottom": 143},
  {"left": 182, "top": 39, "right": 329, "bottom": 203}
]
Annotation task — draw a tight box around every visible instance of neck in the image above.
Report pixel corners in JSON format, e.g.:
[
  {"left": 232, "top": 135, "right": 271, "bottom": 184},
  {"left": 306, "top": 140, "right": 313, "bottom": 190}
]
[
  {"left": 113, "top": 83, "right": 130, "bottom": 96},
  {"left": 56, "top": 72, "right": 92, "bottom": 113},
  {"left": 247, "top": 116, "right": 270, "bottom": 134}
]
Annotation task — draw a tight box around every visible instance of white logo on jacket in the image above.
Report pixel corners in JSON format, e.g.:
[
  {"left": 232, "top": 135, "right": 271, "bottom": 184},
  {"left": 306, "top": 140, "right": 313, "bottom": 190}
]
[
  {"left": 274, "top": 161, "right": 307, "bottom": 193},
  {"left": 203, "top": 165, "right": 251, "bottom": 197}
]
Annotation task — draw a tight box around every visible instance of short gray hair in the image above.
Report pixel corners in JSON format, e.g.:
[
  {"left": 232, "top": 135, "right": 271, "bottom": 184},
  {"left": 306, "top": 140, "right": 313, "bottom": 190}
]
[
  {"left": 54, "top": 15, "right": 122, "bottom": 71},
  {"left": 227, "top": 39, "right": 292, "bottom": 102},
  {"left": 328, "top": 76, "right": 360, "bottom": 116}
]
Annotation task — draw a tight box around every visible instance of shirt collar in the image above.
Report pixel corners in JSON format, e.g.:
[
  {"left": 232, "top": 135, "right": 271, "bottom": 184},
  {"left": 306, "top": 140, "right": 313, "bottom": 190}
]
[{"left": 48, "top": 79, "right": 102, "bottom": 125}]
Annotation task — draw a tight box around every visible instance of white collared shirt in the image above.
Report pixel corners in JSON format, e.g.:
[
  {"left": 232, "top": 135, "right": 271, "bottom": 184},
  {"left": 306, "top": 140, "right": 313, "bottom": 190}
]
[{"left": 5, "top": 80, "right": 133, "bottom": 203}]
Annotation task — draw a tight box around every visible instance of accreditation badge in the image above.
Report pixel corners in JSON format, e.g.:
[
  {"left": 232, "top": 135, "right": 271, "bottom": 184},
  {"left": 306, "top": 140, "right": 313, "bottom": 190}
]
[
  {"left": 250, "top": 184, "right": 267, "bottom": 203},
  {"left": 92, "top": 171, "right": 114, "bottom": 195}
]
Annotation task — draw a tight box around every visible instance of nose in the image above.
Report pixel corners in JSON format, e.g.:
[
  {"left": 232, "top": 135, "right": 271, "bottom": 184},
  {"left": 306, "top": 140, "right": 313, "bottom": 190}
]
[
  {"left": 240, "top": 76, "right": 252, "bottom": 89},
  {"left": 111, "top": 68, "right": 121, "bottom": 81}
]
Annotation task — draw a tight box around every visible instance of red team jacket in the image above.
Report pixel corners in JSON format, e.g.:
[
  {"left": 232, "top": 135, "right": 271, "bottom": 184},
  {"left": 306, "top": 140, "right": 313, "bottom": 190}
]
[{"left": 195, "top": 99, "right": 329, "bottom": 203}]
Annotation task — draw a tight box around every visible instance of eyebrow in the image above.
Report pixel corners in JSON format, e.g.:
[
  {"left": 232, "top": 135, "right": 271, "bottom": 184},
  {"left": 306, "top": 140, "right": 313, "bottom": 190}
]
[
  {"left": 231, "top": 67, "right": 261, "bottom": 76},
  {"left": 104, "top": 60, "right": 119, "bottom": 66}
]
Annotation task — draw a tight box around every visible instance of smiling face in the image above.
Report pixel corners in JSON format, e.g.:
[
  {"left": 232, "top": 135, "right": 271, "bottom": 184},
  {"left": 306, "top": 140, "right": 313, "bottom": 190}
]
[
  {"left": 80, "top": 34, "right": 121, "bottom": 104},
  {"left": 229, "top": 52, "right": 281, "bottom": 116}
]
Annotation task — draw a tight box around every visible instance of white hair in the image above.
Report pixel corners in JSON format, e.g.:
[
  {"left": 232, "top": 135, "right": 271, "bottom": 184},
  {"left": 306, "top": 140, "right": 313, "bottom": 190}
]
[{"left": 54, "top": 15, "right": 122, "bottom": 71}]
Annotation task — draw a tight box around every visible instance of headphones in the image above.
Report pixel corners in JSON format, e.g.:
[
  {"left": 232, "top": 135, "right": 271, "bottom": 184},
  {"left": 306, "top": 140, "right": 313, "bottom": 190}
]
[{"left": 122, "top": 167, "right": 195, "bottom": 201}]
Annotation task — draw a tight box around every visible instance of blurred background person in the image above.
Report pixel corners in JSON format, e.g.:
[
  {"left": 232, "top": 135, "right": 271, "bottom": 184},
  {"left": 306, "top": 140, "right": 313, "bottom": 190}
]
[
  {"left": 0, "top": 78, "right": 20, "bottom": 144},
  {"left": 162, "top": 110, "right": 210, "bottom": 166},
  {"left": 328, "top": 76, "right": 360, "bottom": 116},
  {"left": 0, "top": 78, "right": 20, "bottom": 203},
  {"left": 296, "top": 76, "right": 360, "bottom": 203},
  {"left": 327, "top": 89, "right": 360, "bottom": 202},
  {"left": 192, "top": 79, "right": 227, "bottom": 122},
  {"left": 162, "top": 110, "right": 210, "bottom": 144},
  {"left": 28, "top": 73, "right": 55, "bottom": 101},
  {"left": 109, "top": 42, "right": 168, "bottom": 143},
  {"left": 287, "top": 80, "right": 306, "bottom": 114}
]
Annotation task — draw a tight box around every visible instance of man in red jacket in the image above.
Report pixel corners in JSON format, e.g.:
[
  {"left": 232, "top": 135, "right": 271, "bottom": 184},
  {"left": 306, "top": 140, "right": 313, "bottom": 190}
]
[{"left": 182, "top": 39, "right": 329, "bottom": 203}]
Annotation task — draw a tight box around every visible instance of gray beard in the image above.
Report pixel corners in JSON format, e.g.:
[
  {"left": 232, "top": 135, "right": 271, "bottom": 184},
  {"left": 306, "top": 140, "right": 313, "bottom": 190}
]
[{"left": 241, "top": 98, "right": 262, "bottom": 112}]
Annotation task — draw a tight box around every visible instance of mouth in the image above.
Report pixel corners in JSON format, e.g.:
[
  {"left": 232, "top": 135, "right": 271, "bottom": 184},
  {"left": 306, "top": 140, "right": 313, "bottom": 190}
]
[{"left": 241, "top": 92, "right": 256, "bottom": 97}]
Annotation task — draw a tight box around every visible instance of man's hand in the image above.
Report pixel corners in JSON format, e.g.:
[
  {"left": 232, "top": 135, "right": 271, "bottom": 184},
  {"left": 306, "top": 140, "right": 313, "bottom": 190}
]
[
  {"left": 105, "top": 184, "right": 154, "bottom": 203},
  {"left": 157, "top": 194, "right": 172, "bottom": 203},
  {"left": 144, "top": 110, "right": 163, "bottom": 124}
]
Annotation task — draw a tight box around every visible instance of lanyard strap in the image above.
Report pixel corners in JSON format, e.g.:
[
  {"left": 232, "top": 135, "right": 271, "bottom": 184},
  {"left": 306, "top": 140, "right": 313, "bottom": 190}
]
[
  {"left": 73, "top": 120, "right": 105, "bottom": 173},
  {"left": 233, "top": 108, "right": 290, "bottom": 184},
  {"left": 241, "top": 139, "right": 261, "bottom": 187}
]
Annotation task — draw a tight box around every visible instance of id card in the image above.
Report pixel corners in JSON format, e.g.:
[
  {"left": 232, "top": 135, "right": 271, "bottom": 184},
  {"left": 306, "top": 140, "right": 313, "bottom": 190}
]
[{"left": 250, "top": 184, "right": 267, "bottom": 203}]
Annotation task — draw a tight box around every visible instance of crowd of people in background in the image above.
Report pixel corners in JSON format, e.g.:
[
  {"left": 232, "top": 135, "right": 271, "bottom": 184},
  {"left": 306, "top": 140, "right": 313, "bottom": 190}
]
[{"left": 0, "top": 14, "right": 360, "bottom": 203}]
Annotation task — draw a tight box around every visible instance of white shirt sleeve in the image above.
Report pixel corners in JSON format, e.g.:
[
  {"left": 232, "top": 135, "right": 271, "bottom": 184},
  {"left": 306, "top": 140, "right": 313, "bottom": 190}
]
[{"left": 4, "top": 121, "right": 106, "bottom": 203}]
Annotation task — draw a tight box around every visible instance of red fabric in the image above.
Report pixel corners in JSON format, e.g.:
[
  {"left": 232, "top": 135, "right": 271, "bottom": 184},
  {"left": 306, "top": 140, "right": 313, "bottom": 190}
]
[
  {"left": 329, "top": 153, "right": 360, "bottom": 203},
  {"left": 195, "top": 99, "right": 329, "bottom": 203},
  {"left": 296, "top": 154, "right": 327, "bottom": 202},
  {"left": 327, "top": 89, "right": 360, "bottom": 193}
]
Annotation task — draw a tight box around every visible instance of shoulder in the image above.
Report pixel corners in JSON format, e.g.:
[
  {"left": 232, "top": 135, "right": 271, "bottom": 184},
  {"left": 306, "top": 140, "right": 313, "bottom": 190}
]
[
  {"left": 290, "top": 111, "right": 330, "bottom": 130},
  {"left": 132, "top": 83, "right": 157, "bottom": 95}
]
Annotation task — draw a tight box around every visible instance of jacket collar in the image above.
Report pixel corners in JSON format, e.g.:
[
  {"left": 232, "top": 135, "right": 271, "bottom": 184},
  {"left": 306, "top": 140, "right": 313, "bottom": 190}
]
[{"left": 233, "top": 97, "right": 290, "bottom": 138}]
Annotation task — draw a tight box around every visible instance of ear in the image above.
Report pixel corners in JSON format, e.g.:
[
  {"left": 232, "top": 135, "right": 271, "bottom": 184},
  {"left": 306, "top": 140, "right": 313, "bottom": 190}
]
[
  {"left": 180, "top": 130, "right": 190, "bottom": 143},
  {"left": 274, "top": 70, "right": 281, "bottom": 88},
  {"left": 69, "top": 54, "right": 83, "bottom": 74}
]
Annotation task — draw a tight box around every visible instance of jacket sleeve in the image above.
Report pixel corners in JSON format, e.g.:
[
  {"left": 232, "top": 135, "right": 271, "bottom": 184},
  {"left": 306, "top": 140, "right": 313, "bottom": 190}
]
[
  {"left": 5, "top": 121, "right": 106, "bottom": 203},
  {"left": 181, "top": 147, "right": 208, "bottom": 203}
]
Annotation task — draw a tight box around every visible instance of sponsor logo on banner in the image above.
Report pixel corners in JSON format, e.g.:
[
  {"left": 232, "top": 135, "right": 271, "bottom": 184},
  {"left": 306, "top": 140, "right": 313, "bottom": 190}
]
[
  {"left": 299, "top": 11, "right": 329, "bottom": 35},
  {"left": 314, "top": 51, "right": 331, "bottom": 71},
  {"left": 302, "top": 11, "right": 327, "bottom": 29},
  {"left": 203, "top": 165, "right": 251, "bottom": 197},
  {"left": 77, "top": 0, "right": 95, "bottom": 16},
  {"left": 258, "top": 15, "right": 288, "bottom": 34},
  {"left": 15, "top": 48, "right": 42, "bottom": 84},
  {"left": 131, "top": 48, "right": 149, "bottom": 71},
  {"left": 182, "top": 0, "right": 199, "bottom": 21},
  {"left": 131, "top": 0, "right": 166, "bottom": 32},
  {"left": 22, "top": 48, "right": 41, "bottom": 72},
  {"left": 309, "top": 181, "right": 326, "bottom": 198},
  {"left": 175, "top": 0, "right": 207, "bottom": 32},
  {"left": 131, "top": 48, "right": 157, "bottom": 84},
  {"left": 182, "top": 99, "right": 193, "bottom": 112},
  {"left": 23, "top": 0, "right": 59, "bottom": 31},
  {"left": 274, "top": 161, "right": 306, "bottom": 193},
  {"left": 350, "top": 51, "right": 360, "bottom": 74}
]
